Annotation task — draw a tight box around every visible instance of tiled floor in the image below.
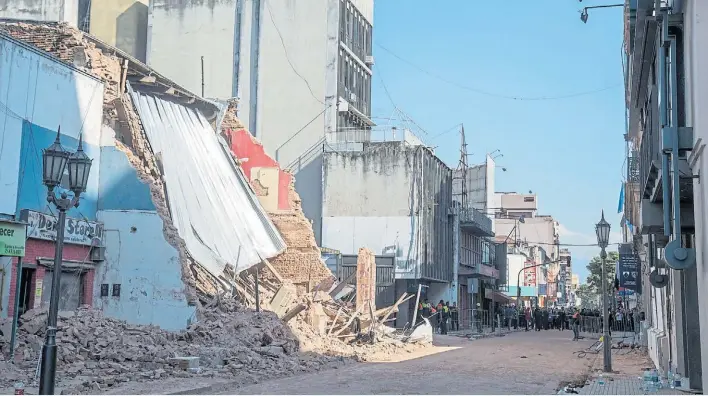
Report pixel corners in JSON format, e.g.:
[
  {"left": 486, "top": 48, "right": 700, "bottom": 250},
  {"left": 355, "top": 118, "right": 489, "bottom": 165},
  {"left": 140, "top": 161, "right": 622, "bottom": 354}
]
[{"left": 577, "top": 376, "right": 686, "bottom": 395}]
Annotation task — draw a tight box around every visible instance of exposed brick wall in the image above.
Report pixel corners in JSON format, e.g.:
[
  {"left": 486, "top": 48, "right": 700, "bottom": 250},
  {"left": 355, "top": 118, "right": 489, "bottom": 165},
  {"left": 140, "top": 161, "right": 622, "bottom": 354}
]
[
  {"left": 7, "top": 239, "right": 94, "bottom": 317},
  {"left": 221, "top": 121, "right": 333, "bottom": 287},
  {"left": 268, "top": 187, "right": 334, "bottom": 287}
]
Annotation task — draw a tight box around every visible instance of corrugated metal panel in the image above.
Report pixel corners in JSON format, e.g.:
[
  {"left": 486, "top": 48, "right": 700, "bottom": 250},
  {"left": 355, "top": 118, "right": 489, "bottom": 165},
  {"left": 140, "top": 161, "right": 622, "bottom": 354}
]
[{"left": 128, "top": 85, "right": 286, "bottom": 276}]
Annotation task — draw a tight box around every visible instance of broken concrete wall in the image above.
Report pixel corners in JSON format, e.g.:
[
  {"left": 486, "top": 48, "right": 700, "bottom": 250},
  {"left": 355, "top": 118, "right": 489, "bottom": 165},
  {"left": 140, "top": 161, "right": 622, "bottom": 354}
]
[
  {"left": 96, "top": 210, "right": 196, "bottom": 331},
  {"left": 222, "top": 121, "right": 334, "bottom": 289},
  {"left": 0, "top": 21, "right": 200, "bottom": 329},
  {"left": 356, "top": 248, "right": 376, "bottom": 311}
]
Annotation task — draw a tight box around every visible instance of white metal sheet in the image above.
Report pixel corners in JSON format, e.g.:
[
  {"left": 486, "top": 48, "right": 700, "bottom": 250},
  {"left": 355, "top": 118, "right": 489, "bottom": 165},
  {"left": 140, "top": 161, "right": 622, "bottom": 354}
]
[{"left": 129, "top": 87, "right": 285, "bottom": 276}]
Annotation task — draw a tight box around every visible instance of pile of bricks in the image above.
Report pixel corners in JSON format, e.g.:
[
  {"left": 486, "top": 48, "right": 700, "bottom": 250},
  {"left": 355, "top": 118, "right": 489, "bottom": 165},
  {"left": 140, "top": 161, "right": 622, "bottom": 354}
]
[{"left": 0, "top": 304, "right": 349, "bottom": 394}]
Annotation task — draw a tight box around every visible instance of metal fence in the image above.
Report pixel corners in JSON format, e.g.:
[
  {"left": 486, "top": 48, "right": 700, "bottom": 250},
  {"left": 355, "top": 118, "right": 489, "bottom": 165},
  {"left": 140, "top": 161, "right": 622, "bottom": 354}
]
[
  {"left": 458, "top": 309, "right": 501, "bottom": 333},
  {"left": 576, "top": 314, "right": 641, "bottom": 340}
]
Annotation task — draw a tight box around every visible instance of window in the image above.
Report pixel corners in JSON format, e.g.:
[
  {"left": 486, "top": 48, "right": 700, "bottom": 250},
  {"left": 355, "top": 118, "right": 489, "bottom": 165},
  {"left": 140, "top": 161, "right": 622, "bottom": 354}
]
[
  {"left": 523, "top": 196, "right": 535, "bottom": 202},
  {"left": 339, "top": 0, "right": 345, "bottom": 41}
]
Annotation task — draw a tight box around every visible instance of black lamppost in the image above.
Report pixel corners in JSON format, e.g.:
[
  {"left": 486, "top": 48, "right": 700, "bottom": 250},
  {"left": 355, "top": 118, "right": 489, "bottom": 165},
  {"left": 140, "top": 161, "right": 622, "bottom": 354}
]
[
  {"left": 39, "top": 127, "right": 92, "bottom": 395},
  {"left": 595, "top": 211, "right": 612, "bottom": 373}
]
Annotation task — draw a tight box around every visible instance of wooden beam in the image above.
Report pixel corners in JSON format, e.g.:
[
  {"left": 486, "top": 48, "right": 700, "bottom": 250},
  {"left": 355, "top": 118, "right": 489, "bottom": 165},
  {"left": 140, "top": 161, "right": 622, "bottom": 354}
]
[{"left": 282, "top": 303, "right": 307, "bottom": 322}]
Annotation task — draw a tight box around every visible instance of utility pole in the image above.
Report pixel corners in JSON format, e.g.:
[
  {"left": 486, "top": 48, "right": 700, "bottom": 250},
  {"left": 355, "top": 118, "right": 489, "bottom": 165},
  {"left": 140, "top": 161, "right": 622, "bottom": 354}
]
[{"left": 201, "top": 56, "right": 205, "bottom": 97}]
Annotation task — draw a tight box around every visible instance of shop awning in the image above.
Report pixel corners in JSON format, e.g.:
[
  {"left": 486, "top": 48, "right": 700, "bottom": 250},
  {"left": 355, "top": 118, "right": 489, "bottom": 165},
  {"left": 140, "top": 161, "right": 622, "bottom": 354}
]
[{"left": 485, "top": 289, "right": 512, "bottom": 303}]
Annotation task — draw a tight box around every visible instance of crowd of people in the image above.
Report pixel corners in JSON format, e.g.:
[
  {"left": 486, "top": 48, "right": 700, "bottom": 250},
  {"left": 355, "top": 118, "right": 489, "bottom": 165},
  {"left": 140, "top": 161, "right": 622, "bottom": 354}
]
[
  {"left": 415, "top": 299, "right": 641, "bottom": 341},
  {"left": 416, "top": 299, "right": 459, "bottom": 335}
]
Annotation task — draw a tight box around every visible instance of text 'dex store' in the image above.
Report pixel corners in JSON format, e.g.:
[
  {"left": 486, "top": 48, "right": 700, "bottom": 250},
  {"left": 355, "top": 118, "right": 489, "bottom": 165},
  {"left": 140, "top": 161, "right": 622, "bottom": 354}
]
[{"left": 7, "top": 210, "right": 104, "bottom": 318}]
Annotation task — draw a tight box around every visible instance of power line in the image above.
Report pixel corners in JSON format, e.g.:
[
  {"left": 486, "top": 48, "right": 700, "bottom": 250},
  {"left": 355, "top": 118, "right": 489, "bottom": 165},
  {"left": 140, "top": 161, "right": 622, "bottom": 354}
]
[{"left": 375, "top": 42, "right": 622, "bottom": 101}]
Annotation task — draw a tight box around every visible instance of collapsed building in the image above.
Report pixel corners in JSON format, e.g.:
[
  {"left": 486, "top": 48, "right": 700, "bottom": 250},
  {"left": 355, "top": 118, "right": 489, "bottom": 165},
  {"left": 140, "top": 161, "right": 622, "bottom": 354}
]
[
  {"left": 0, "top": 21, "right": 426, "bottom": 393},
  {"left": 0, "top": 20, "right": 333, "bottom": 328}
]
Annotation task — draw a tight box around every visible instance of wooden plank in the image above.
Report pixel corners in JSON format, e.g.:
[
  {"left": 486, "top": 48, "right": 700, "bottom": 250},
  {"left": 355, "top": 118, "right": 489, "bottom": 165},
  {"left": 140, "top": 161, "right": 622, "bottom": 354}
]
[
  {"left": 282, "top": 303, "right": 307, "bottom": 322},
  {"left": 328, "top": 307, "right": 344, "bottom": 336},
  {"left": 379, "top": 293, "right": 414, "bottom": 325},
  {"left": 261, "top": 258, "right": 284, "bottom": 284},
  {"left": 333, "top": 305, "right": 365, "bottom": 336}
]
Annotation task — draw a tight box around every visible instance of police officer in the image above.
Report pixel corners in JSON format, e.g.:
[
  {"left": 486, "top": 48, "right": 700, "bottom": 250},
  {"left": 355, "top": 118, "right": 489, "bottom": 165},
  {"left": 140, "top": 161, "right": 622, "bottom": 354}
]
[
  {"left": 450, "top": 302, "right": 459, "bottom": 331},
  {"left": 440, "top": 302, "right": 450, "bottom": 335}
]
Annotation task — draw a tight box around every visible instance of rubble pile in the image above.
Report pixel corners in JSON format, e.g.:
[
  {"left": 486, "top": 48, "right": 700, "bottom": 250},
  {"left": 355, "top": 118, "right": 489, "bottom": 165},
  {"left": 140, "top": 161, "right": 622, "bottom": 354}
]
[{"left": 0, "top": 305, "right": 350, "bottom": 393}]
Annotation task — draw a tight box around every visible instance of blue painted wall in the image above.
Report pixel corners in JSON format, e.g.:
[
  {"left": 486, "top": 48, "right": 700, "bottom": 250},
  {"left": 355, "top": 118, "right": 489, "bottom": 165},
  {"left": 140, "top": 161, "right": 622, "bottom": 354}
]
[
  {"left": 17, "top": 121, "right": 99, "bottom": 220},
  {"left": 97, "top": 146, "right": 155, "bottom": 211},
  {"left": 95, "top": 210, "right": 196, "bottom": 331}
]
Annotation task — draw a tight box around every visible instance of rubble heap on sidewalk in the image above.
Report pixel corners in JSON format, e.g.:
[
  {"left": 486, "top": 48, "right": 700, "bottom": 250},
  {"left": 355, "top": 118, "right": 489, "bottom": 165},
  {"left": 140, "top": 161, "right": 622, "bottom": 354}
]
[{"left": 0, "top": 304, "right": 348, "bottom": 393}]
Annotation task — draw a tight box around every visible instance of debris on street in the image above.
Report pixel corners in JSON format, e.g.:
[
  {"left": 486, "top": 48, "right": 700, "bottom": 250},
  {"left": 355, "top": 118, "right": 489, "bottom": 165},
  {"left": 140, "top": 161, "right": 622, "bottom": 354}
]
[
  {"left": 0, "top": 21, "right": 432, "bottom": 395},
  {"left": 0, "top": 247, "right": 427, "bottom": 394}
]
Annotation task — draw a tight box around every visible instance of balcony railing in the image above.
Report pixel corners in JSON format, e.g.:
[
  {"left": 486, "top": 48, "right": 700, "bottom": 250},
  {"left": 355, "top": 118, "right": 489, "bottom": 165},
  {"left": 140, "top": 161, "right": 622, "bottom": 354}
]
[{"left": 459, "top": 206, "right": 494, "bottom": 237}]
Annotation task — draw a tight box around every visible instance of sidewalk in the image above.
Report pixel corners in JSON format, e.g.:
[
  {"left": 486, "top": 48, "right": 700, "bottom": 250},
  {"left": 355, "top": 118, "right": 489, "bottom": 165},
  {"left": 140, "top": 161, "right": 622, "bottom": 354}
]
[
  {"left": 577, "top": 376, "right": 685, "bottom": 395},
  {"left": 560, "top": 339, "right": 692, "bottom": 395}
]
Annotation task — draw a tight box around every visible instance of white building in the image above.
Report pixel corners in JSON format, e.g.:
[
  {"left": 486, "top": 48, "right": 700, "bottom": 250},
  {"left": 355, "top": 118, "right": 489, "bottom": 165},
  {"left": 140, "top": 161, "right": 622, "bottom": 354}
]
[
  {"left": 148, "top": 0, "right": 375, "bottom": 244},
  {"left": 624, "top": 0, "right": 705, "bottom": 390}
]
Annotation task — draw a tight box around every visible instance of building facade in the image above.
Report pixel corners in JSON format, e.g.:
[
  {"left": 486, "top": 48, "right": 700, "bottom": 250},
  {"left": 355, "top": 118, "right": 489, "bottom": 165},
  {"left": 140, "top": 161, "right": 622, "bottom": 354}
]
[
  {"left": 623, "top": 0, "right": 703, "bottom": 390},
  {"left": 148, "top": 0, "right": 375, "bottom": 245},
  {"left": 321, "top": 140, "right": 454, "bottom": 326},
  {"left": 0, "top": 22, "right": 286, "bottom": 332}
]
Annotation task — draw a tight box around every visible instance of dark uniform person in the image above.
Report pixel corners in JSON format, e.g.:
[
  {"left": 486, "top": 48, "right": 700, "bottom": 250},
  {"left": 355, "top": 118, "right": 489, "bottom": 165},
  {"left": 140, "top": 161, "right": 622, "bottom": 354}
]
[
  {"left": 441, "top": 302, "right": 450, "bottom": 335},
  {"left": 450, "top": 302, "right": 459, "bottom": 331}
]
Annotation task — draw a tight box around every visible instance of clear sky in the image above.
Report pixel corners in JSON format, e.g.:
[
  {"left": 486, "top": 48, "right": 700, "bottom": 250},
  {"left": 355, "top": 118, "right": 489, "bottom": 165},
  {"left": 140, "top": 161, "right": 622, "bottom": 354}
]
[{"left": 371, "top": 1, "right": 626, "bottom": 283}]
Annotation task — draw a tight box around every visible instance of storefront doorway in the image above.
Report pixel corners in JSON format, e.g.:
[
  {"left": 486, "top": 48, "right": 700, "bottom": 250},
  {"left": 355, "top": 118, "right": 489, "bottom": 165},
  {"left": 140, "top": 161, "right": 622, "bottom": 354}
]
[{"left": 17, "top": 267, "right": 34, "bottom": 315}]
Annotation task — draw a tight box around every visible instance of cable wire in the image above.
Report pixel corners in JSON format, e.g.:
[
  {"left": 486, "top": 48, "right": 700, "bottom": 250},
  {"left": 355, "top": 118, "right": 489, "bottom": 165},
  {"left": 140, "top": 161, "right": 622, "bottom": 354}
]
[
  {"left": 375, "top": 42, "right": 622, "bottom": 101},
  {"left": 264, "top": 0, "right": 324, "bottom": 105}
]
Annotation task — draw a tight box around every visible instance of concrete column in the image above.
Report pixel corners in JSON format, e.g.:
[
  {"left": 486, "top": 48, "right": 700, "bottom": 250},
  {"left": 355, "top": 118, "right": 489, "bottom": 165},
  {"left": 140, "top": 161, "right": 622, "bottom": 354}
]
[
  {"left": 686, "top": 0, "right": 708, "bottom": 391},
  {"left": 356, "top": 247, "right": 376, "bottom": 311},
  {"left": 451, "top": 206, "right": 460, "bottom": 305},
  {"left": 681, "top": 267, "right": 703, "bottom": 389},
  {"left": 671, "top": 271, "right": 686, "bottom": 377}
]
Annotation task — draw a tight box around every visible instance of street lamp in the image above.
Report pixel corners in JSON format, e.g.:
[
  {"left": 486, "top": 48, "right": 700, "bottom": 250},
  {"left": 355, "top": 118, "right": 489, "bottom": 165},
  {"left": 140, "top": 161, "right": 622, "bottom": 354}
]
[
  {"left": 595, "top": 210, "right": 612, "bottom": 373},
  {"left": 39, "top": 128, "right": 92, "bottom": 395},
  {"left": 579, "top": 4, "right": 623, "bottom": 24}
]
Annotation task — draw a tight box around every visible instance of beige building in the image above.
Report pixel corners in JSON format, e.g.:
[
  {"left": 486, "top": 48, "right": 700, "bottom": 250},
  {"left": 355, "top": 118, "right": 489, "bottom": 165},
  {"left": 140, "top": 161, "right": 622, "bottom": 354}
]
[{"left": 88, "top": 0, "right": 149, "bottom": 62}]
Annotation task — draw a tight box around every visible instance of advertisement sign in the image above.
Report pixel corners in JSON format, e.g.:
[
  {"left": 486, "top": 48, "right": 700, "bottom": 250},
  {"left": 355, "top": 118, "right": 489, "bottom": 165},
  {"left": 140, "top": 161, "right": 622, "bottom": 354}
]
[
  {"left": 618, "top": 253, "right": 642, "bottom": 294},
  {"left": 523, "top": 260, "right": 537, "bottom": 286},
  {"left": 0, "top": 220, "right": 26, "bottom": 257},
  {"left": 20, "top": 209, "right": 103, "bottom": 246}
]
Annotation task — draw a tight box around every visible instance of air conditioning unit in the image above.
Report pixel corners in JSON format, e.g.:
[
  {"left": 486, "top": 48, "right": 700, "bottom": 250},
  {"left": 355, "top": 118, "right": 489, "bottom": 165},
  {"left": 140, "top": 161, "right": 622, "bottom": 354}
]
[
  {"left": 90, "top": 246, "right": 106, "bottom": 262},
  {"left": 365, "top": 55, "right": 374, "bottom": 65},
  {"left": 349, "top": 92, "right": 357, "bottom": 102}
]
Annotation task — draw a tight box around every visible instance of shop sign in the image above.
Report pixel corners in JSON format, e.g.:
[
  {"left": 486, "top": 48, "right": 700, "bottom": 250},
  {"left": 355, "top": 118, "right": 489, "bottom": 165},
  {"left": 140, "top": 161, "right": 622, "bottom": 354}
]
[
  {"left": 20, "top": 209, "right": 103, "bottom": 246},
  {"left": 0, "top": 220, "right": 26, "bottom": 257}
]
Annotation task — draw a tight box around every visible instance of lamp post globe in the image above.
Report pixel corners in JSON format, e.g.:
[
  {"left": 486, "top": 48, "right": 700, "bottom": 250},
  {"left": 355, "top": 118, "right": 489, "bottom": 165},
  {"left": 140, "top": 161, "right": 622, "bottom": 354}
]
[
  {"left": 67, "top": 134, "right": 92, "bottom": 195},
  {"left": 595, "top": 210, "right": 611, "bottom": 248},
  {"left": 41, "top": 128, "right": 70, "bottom": 191}
]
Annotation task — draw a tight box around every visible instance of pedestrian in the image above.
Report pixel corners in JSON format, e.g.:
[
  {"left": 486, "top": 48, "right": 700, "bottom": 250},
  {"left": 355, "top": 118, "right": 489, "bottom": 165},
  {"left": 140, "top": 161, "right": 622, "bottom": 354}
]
[
  {"left": 534, "top": 307, "right": 541, "bottom": 331},
  {"left": 436, "top": 300, "right": 445, "bottom": 334},
  {"left": 524, "top": 306, "right": 531, "bottom": 331},
  {"left": 572, "top": 309, "right": 581, "bottom": 341},
  {"left": 450, "top": 302, "right": 459, "bottom": 332},
  {"left": 441, "top": 301, "right": 450, "bottom": 335},
  {"left": 559, "top": 309, "right": 566, "bottom": 331}
]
